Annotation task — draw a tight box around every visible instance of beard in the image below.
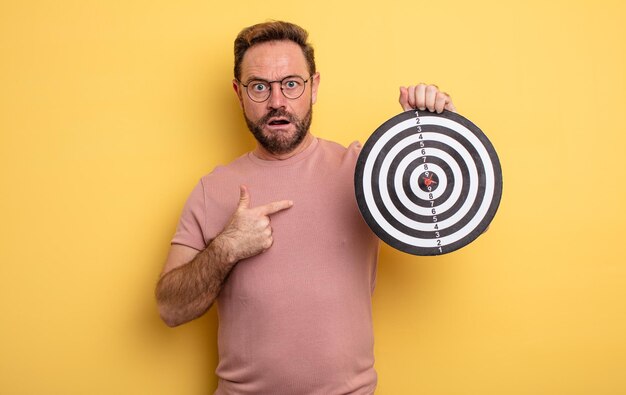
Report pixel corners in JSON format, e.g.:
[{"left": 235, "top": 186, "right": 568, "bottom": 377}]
[{"left": 244, "top": 106, "right": 312, "bottom": 155}]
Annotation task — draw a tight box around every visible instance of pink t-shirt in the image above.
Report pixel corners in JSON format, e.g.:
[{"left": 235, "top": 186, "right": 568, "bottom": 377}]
[{"left": 173, "top": 137, "right": 379, "bottom": 394}]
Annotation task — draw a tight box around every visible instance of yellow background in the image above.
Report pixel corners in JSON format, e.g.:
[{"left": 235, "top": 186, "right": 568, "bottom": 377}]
[{"left": 1, "top": 0, "right": 625, "bottom": 394}]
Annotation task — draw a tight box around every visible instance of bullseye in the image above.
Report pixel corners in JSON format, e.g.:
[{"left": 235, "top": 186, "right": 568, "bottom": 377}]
[
  {"left": 354, "top": 109, "right": 503, "bottom": 256},
  {"left": 418, "top": 172, "right": 439, "bottom": 191}
]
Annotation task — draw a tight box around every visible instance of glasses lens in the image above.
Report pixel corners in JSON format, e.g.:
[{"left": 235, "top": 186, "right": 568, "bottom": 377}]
[
  {"left": 281, "top": 76, "right": 306, "bottom": 99},
  {"left": 246, "top": 81, "right": 271, "bottom": 102}
]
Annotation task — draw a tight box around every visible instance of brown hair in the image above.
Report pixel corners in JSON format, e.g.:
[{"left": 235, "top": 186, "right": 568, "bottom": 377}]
[{"left": 234, "top": 21, "right": 316, "bottom": 80}]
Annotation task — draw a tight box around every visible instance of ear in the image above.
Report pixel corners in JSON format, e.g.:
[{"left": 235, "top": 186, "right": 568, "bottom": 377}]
[
  {"left": 232, "top": 79, "right": 244, "bottom": 108},
  {"left": 310, "top": 72, "right": 320, "bottom": 105}
]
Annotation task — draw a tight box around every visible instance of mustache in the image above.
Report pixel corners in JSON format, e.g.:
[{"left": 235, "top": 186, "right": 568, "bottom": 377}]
[{"left": 258, "top": 109, "right": 297, "bottom": 125}]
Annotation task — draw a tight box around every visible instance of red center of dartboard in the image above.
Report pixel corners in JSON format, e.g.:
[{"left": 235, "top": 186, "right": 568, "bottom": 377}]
[
  {"left": 423, "top": 173, "right": 437, "bottom": 187},
  {"left": 418, "top": 171, "right": 440, "bottom": 192}
]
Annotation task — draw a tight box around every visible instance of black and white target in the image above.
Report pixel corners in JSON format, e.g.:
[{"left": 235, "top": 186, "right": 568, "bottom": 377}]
[{"left": 355, "top": 110, "right": 503, "bottom": 256}]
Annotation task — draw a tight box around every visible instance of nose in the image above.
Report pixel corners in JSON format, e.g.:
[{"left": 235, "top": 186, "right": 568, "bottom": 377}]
[{"left": 267, "top": 82, "right": 287, "bottom": 109}]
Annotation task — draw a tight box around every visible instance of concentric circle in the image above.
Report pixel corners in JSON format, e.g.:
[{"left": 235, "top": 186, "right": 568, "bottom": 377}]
[{"left": 355, "top": 109, "right": 503, "bottom": 255}]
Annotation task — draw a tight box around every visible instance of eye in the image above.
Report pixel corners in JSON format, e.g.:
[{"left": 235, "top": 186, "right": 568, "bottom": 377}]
[
  {"left": 283, "top": 79, "right": 301, "bottom": 89},
  {"left": 250, "top": 82, "right": 269, "bottom": 92}
]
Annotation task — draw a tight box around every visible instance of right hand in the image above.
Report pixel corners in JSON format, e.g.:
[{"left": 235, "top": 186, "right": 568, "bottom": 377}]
[{"left": 217, "top": 185, "right": 293, "bottom": 262}]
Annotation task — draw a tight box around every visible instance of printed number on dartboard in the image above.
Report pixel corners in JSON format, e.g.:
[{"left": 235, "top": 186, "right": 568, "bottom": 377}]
[{"left": 418, "top": 114, "right": 443, "bottom": 254}]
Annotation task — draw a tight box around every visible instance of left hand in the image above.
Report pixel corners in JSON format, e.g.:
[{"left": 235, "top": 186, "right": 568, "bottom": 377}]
[{"left": 399, "top": 84, "right": 456, "bottom": 113}]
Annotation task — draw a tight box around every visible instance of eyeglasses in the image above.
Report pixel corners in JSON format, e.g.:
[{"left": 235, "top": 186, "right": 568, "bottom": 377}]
[{"left": 238, "top": 75, "right": 313, "bottom": 103}]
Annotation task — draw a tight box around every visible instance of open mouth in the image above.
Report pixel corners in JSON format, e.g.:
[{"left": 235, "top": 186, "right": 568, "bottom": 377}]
[{"left": 268, "top": 118, "right": 290, "bottom": 126}]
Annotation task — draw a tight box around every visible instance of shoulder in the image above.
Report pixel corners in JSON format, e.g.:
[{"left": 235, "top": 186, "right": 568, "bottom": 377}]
[
  {"left": 197, "top": 153, "right": 251, "bottom": 185},
  {"left": 316, "top": 138, "right": 363, "bottom": 159},
  {"left": 309, "top": 138, "right": 365, "bottom": 176}
]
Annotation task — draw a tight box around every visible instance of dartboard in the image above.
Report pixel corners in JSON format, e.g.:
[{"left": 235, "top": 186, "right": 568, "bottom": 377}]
[{"left": 354, "top": 109, "right": 503, "bottom": 256}]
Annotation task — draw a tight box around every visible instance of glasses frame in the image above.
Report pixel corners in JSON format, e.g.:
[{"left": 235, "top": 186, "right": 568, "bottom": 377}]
[{"left": 238, "top": 75, "right": 313, "bottom": 103}]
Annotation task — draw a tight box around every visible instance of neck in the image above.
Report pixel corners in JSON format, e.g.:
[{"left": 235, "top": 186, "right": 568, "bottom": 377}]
[{"left": 253, "top": 133, "right": 314, "bottom": 161}]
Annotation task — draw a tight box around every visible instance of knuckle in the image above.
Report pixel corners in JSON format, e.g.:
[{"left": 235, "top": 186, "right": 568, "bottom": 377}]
[{"left": 259, "top": 217, "right": 270, "bottom": 228}]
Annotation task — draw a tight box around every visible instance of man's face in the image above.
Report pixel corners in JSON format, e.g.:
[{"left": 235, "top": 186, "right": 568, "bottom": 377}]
[{"left": 233, "top": 41, "right": 320, "bottom": 155}]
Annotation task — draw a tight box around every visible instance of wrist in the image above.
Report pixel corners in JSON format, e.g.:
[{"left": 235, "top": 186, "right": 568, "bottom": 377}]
[{"left": 211, "top": 232, "right": 239, "bottom": 266}]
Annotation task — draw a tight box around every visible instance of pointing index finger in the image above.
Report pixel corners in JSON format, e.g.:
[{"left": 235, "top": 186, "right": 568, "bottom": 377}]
[{"left": 256, "top": 199, "right": 294, "bottom": 216}]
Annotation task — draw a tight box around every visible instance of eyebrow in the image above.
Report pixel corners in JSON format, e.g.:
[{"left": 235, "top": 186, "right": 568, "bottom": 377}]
[{"left": 243, "top": 74, "right": 305, "bottom": 84}]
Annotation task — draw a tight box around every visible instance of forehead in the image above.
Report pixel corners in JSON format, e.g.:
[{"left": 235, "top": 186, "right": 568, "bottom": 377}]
[{"left": 240, "top": 40, "right": 308, "bottom": 80}]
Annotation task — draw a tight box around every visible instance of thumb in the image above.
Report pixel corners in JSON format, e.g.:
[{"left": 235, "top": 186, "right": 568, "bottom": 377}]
[
  {"left": 398, "top": 86, "right": 411, "bottom": 111},
  {"left": 237, "top": 185, "right": 250, "bottom": 209}
]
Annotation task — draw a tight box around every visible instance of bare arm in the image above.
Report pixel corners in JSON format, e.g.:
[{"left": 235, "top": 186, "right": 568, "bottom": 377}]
[
  {"left": 155, "top": 239, "right": 236, "bottom": 327},
  {"left": 155, "top": 185, "right": 293, "bottom": 327}
]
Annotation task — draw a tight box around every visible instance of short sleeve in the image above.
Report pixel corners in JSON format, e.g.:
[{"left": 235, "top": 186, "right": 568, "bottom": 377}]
[{"left": 171, "top": 180, "right": 207, "bottom": 251}]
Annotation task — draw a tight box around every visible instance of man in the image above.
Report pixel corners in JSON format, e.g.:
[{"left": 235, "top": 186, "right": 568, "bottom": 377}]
[{"left": 156, "top": 21, "right": 455, "bottom": 394}]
